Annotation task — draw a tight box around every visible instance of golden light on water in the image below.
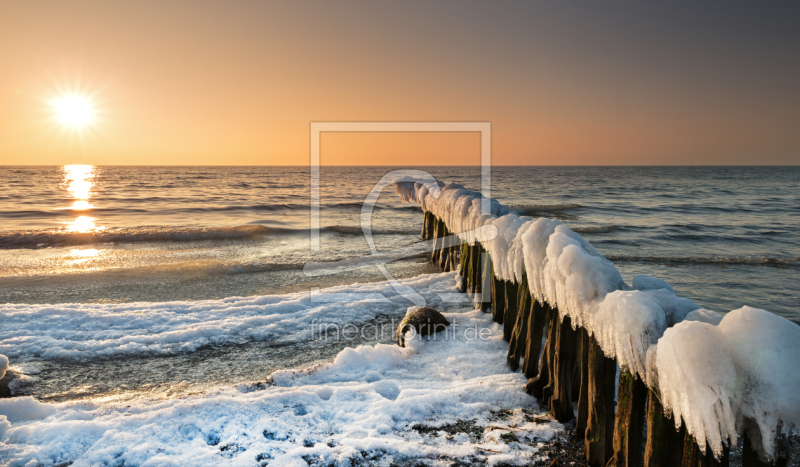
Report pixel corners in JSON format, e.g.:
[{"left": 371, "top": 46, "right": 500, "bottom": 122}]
[
  {"left": 50, "top": 94, "right": 97, "bottom": 130},
  {"left": 62, "top": 165, "right": 103, "bottom": 231},
  {"left": 67, "top": 216, "right": 104, "bottom": 232},
  {"left": 64, "top": 164, "right": 95, "bottom": 200},
  {"left": 71, "top": 200, "right": 93, "bottom": 210}
]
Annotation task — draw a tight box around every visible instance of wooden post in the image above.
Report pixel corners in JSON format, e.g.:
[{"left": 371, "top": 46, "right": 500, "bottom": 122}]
[
  {"left": 475, "top": 251, "right": 492, "bottom": 311},
  {"left": 644, "top": 388, "right": 685, "bottom": 467},
  {"left": 549, "top": 314, "right": 577, "bottom": 423},
  {"left": 607, "top": 370, "right": 648, "bottom": 467},
  {"left": 507, "top": 275, "right": 531, "bottom": 371},
  {"left": 439, "top": 224, "right": 448, "bottom": 270},
  {"left": 526, "top": 305, "right": 556, "bottom": 400},
  {"left": 438, "top": 225, "right": 450, "bottom": 270},
  {"left": 459, "top": 242, "right": 470, "bottom": 293},
  {"left": 585, "top": 333, "right": 616, "bottom": 467},
  {"left": 470, "top": 244, "right": 482, "bottom": 295},
  {"left": 490, "top": 265, "right": 506, "bottom": 324},
  {"left": 541, "top": 307, "right": 561, "bottom": 405},
  {"left": 741, "top": 418, "right": 789, "bottom": 467},
  {"left": 575, "top": 328, "right": 590, "bottom": 440},
  {"left": 521, "top": 296, "right": 546, "bottom": 379},
  {"left": 682, "top": 432, "right": 729, "bottom": 467},
  {"left": 502, "top": 276, "right": 519, "bottom": 342},
  {"left": 431, "top": 217, "right": 444, "bottom": 264}
]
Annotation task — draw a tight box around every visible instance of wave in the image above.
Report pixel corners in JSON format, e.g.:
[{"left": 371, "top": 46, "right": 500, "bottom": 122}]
[
  {"left": 0, "top": 202, "right": 420, "bottom": 218},
  {"left": 509, "top": 203, "right": 583, "bottom": 211},
  {"left": 573, "top": 225, "right": 621, "bottom": 234},
  {"left": 137, "top": 260, "right": 307, "bottom": 276},
  {"left": 509, "top": 203, "right": 583, "bottom": 219},
  {"left": 327, "top": 225, "right": 418, "bottom": 235},
  {"left": 607, "top": 255, "right": 800, "bottom": 269},
  {"left": 0, "top": 225, "right": 284, "bottom": 249},
  {"left": 0, "top": 224, "right": 418, "bottom": 249}
]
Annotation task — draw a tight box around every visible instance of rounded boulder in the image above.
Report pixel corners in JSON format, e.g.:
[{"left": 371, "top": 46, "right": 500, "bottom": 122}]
[{"left": 396, "top": 306, "right": 451, "bottom": 347}]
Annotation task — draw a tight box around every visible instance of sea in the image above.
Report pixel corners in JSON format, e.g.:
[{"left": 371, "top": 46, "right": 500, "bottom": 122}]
[{"left": 1, "top": 165, "right": 799, "bottom": 404}]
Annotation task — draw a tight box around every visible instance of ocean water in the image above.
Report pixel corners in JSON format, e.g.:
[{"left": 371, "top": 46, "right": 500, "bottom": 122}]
[{"left": 1, "top": 165, "right": 798, "bottom": 402}]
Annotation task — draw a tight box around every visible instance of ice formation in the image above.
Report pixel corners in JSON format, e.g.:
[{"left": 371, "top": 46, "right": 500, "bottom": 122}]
[
  {"left": 396, "top": 180, "right": 688, "bottom": 375},
  {"left": 656, "top": 306, "right": 800, "bottom": 458},
  {"left": 395, "top": 179, "right": 799, "bottom": 458}
]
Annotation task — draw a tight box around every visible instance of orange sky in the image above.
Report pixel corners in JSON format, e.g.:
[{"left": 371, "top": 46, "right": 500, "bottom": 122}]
[{"left": 1, "top": 1, "right": 799, "bottom": 166}]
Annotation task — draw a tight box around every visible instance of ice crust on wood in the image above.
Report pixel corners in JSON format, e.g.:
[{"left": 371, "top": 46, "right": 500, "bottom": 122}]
[
  {"left": 395, "top": 179, "right": 799, "bottom": 459},
  {"left": 395, "top": 180, "right": 691, "bottom": 377},
  {"left": 656, "top": 306, "right": 800, "bottom": 459}
]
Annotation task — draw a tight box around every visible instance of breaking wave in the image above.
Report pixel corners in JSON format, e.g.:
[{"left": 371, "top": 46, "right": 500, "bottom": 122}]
[
  {"left": 0, "top": 202, "right": 420, "bottom": 219},
  {"left": 0, "top": 224, "right": 418, "bottom": 249}
]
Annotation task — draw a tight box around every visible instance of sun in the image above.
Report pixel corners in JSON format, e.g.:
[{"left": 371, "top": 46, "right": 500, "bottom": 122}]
[{"left": 50, "top": 94, "right": 96, "bottom": 129}]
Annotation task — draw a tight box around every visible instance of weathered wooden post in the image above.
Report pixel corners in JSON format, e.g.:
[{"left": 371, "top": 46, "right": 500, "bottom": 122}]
[
  {"left": 476, "top": 251, "right": 492, "bottom": 311},
  {"left": 607, "top": 370, "right": 648, "bottom": 467},
  {"left": 526, "top": 306, "right": 556, "bottom": 400},
  {"left": 644, "top": 388, "right": 685, "bottom": 467},
  {"left": 507, "top": 275, "right": 531, "bottom": 371},
  {"left": 682, "top": 432, "right": 729, "bottom": 467},
  {"left": 502, "top": 276, "right": 519, "bottom": 342},
  {"left": 585, "top": 334, "right": 616, "bottom": 467},
  {"left": 541, "top": 307, "right": 562, "bottom": 405},
  {"left": 742, "top": 418, "right": 790, "bottom": 467},
  {"left": 439, "top": 225, "right": 452, "bottom": 271},
  {"left": 431, "top": 217, "right": 444, "bottom": 265},
  {"left": 470, "top": 243, "right": 482, "bottom": 295},
  {"left": 437, "top": 219, "right": 446, "bottom": 266},
  {"left": 490, "top": 264, "right": 506, "bottom": 324},
  {"left": 521, "top": 296, "right": 546, "bottom": 379},
  {"left": 549, "top": 314, "right": 577, "bottom": 422},
  {"left": 459, "top": 242, "right": 470, "bottom": 293},
  {"left": 575, "top": 328, "right": 590, "bottom": 440}
]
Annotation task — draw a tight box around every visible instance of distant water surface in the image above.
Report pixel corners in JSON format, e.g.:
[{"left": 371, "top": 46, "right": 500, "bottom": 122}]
[{"left": 0, "top": 165, "right": 797, "bottom": 320}]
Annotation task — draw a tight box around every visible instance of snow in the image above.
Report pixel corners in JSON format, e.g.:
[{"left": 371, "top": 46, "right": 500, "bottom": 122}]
[
  {"left": 0, "top": 307, "right": 562, "bottom": 466},
  {"left": 0, "top": 273, "right": 460, "bottom": 361}
]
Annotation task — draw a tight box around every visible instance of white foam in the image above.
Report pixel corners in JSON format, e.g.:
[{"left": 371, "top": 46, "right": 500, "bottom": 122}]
[
  {"left": 0, "top": 308, "right": 562, "bottom": 466},
  {"left": 0, "top": 273, "right": 459, "bottom": 361}
]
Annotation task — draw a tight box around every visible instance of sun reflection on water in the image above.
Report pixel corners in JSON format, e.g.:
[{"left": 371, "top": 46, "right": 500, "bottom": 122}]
[
  {"left": 67, "top": 216, "right": 104, "bottom": 232},
  {"left": 71, "top": 200, "right": 93, "bottom": 210},
  {"left": 64, "top": 165, "right": 94, "bottom": 200},
  {"left": 62, "top": 165, "right": 103, "bottom": 231}
]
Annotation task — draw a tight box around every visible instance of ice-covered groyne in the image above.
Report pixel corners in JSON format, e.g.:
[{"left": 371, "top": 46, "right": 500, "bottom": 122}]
[{"left": 395, "top": 179, "right": 799, "bottom": 467}]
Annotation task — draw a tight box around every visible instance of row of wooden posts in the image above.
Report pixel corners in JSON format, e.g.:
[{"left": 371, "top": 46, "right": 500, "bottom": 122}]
[{"left": 422, "top": 211, "right": 789, "bottom": 467}]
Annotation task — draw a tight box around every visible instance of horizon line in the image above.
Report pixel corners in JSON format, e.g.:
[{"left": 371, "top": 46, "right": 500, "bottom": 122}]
[{"left": 2, "top": 164, "right": 799, "bottom": 168}]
